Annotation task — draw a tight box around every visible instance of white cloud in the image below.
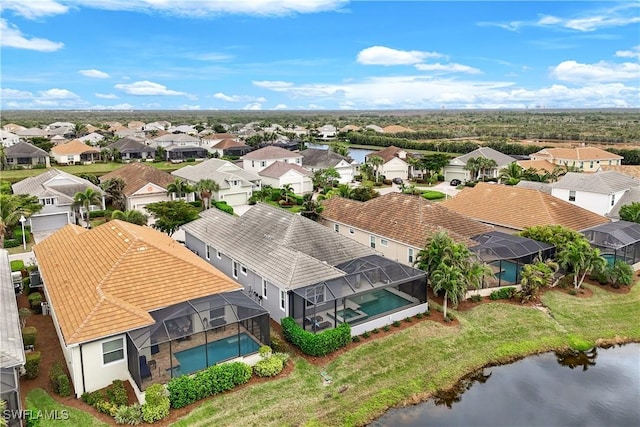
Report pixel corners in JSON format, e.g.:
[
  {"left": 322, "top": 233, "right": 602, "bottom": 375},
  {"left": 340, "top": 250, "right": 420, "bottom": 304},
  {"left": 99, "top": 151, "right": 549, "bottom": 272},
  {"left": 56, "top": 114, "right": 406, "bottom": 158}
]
[
  {"left": 272, "top": 104, "right": 289, "bottom": 110},
  {"left": 188, "top": 52, "right": 233, "bottom": 61},
  {"left": 39, "top": 88, "right": 80, "bottom": 99},
  {"left": 537, "top": 15, "right": 562, "bottom": 25},
  {"left": 95, "top": 93, "right": 118, "bottom": 99},
  {"left": 415, "top": 63, "right": 481, "bottom": 74},
  {"left": 616, "top": 45, "right": 640, "bottom": 59},
  {"left": 242, "top": 102, "right": 262, "bottom": 110},
  {"left": 114, "top": 80, "right": 188, "bottom": 96},
  {"left": 1, "top": 0, "right": 68, "bottom": 19},
  {"left": 179, "top": 104, "right": 201, "bottom": 110},
  {"left": 565, "top": 15, "right": 640, "bottom": 32},
  {"left": 79, "top": 69, "right": 110, "bottom": 78},
  {"left": 213, "top": 92, "right": 266, "bottom": 102},
  {"left": 357, "top": 46, "right": 442, "bottom": 66},
  {"left": 253, "top": 80, "right": 294, "bottom": 89},
  {"left": 0, "top": 19, "right": 63, "bottom": 51},
  {"left": 1, "top": 88, "right": 33, "bottom": 99},
  {"left": 550, "top": 60, "right": 640, "bottom": 83},
  {"left": 91, "top": 103, "right": 135, "bottom": 110}
]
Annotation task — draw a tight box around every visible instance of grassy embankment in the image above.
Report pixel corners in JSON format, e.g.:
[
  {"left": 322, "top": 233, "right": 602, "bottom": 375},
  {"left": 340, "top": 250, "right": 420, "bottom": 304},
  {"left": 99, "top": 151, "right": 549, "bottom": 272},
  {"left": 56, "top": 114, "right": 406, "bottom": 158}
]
[{"left": 25, "top": 283, "right": 639, "bottom": 427}]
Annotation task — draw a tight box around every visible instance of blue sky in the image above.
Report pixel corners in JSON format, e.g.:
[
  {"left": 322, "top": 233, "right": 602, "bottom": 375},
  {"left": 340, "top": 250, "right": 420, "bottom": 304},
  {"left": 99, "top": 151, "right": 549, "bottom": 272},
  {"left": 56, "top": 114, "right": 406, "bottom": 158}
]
[{"left": 1, "top": 1, "right": 639, "bottom": 110}]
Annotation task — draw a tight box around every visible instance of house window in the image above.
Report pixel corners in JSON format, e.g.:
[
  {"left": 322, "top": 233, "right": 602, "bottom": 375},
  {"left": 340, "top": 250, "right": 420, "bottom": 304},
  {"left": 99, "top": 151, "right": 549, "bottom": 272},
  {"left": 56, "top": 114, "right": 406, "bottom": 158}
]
[
  {"left": 380, "top": 238, "right": 389, "bottom": 247},
  {"left": 280, "top": 290, "right": 286, "bottom": 311},
  {"left": 408, "top": 248, "right": 414, "bottom": 264},
  {"left": 67, "top": 156, "right": 74, "bottom": 162},
  {"left": 232, "top": 261, "right": 238, "bottom": 279},
  {"left": 579, "top": 162, "right": 584, "bottom": 168},
  {"left": 305, "top": 285, "right": 325, "bottom": 307},
  {"left": 102, "top": 338, "right": 124, "bottom": 365},
  {"left": 260, "top": 161, "right": 266, "bottom": 167},
  {"left": 334, "top": 223, "right": 340, "bottom": 233},
  {"left": 370, "top": 235, "right": 376, "bottom": 249},
  {"left": 262, "top": 279, "right": 267, "bottom": 299},
  {"left": 609, "top": 160, "right": 612, "bottom": 165},
  {"left": 569, "top": 191, "right": 576, "bottom": 202},
  {"left": 205, "top": 245, "right": 210, "bottom": 260},
  {"left": 296, "top": 158, "right": 301, "bottom": 164},
  {"left": 241, "top": 264, "right": 247, "bottom": 275},
  {"left": 349, "top": 228, "right": 355, "bottom": 235},
  {"left": 40, "top": 197, "right": 55, "bottom": 206},
  {"left": 611, "top": 194, "right": 615, "bottom": 206},
  {"left": 216, "top": 249, "right": 221, "bottom": 259},
  {"left": 252, "top": 161, "right": 255, "bottom": 167},
  {"left": 231, "top": 180, "right": 239, "bottom": 186},
  {"left": 590, "top": 161, "right": 594, "bottom": 168}
]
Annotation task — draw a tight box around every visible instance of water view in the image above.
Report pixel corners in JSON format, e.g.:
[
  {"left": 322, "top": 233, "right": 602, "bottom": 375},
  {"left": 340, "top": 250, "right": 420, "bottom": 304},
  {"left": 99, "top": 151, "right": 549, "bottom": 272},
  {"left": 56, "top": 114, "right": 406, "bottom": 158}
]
[
  {"left": 370, "top": 344, "right": 640, "bottom": 427},
  {"left": 306, "top": 142, "right": 373, "bottom": 164}
]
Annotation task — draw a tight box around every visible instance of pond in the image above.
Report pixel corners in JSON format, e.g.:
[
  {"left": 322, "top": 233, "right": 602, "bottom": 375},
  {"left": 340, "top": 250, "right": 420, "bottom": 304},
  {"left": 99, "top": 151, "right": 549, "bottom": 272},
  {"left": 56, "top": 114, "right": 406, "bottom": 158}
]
[
  {"left": 305, "top": 142, "right": 373, "bottom": 164},
  {"left": 370, "top": 344, "right": 640, "bottom": 427}
]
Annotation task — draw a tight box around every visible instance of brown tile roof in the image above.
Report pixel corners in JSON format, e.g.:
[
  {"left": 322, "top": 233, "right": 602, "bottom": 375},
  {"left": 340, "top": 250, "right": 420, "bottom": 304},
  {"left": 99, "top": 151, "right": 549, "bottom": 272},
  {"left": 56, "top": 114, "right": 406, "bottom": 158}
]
[
  {"left": 382, "top": 125, "right": 414, "bottom": 133},
  {"left": 599, "top": 165, "right": 640, "bottom": 179},
  {"left": 321, "top": 193, "right": 492, "bottom": 248},
  {"left": 100, "top": 163, "right": 175, "bottom": 196},
  {"left": 259, "top": 161, "right": 311, "bottom": 178},
  {"left": 213, "top": 139, "right": 248, "bottom": 149},
  {"left": 516, "top": 159, "right": 557, "bottom": 173},
  {"left": 202, "top": 133, "right": 235, "bottom": 140},
  {"left": 241, "top": 146, "right": 301, "bottom": 160},
  {"left": 365, "top": 145, "right": 408, "bottom": 163},
  {"left": 50, "top": 139, "right": 100, "bottom": 155},
  {"left": 34, "top": 220, "right": 242, "bottom": 345},
  {"left": 532, "top": 147, "right": 622, "bottom": 161},
  {"left": 441, "top": 182, "right": 610, "bottom": 231}
]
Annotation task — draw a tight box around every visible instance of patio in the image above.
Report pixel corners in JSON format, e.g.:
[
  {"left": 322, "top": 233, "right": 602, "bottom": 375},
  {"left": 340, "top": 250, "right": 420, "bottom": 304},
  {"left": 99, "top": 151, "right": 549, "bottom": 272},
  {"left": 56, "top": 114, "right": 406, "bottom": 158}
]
[{"left": 581, "top": 221, "right": 640, "bottom": 268}]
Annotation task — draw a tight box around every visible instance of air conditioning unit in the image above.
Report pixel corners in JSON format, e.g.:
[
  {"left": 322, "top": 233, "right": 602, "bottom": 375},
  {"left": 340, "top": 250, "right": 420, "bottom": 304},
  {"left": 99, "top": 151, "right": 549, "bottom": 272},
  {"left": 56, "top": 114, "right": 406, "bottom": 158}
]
[{"left": 41, "top": 302, "right": 50, "bottom": 316}]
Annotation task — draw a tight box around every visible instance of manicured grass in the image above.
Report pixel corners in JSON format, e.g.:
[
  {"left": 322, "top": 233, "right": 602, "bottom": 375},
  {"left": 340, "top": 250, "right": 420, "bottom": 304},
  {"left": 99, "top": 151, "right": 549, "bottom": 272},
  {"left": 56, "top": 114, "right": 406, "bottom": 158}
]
[
  {"left": 173, "top": 282, "right": 639, "bottom": 427},
  {"left": 25, "top": 388, "right": 108, "bottom": 427},
  {"left": 264, "top": 200, "right": 304, "bottom": 213}
]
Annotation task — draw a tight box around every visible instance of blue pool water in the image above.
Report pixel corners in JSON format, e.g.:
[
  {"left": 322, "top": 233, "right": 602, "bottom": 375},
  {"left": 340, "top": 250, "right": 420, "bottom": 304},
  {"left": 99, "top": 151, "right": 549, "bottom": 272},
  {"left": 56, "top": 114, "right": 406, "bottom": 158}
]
[
  {"left": 336, "top": 308, "right": 360, "bottom": 320},
  {"left": 339, "top": 289, "right": 413, "bottom": 324},
  {"left": 492, "top": 261, "right": 521, "bottom": 283},
  {"left": 171, "top": 333, "right": 260, "bottom": 377}
]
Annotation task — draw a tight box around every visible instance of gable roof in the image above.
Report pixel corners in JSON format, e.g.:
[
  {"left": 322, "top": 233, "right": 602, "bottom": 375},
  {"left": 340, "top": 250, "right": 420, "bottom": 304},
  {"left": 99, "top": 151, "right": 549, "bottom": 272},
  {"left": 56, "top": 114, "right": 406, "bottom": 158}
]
[
  {"left": 34, "top": 220, "right": 242, "bottom": 345},
  {"left": 172, "top": 158, "right": 260, "bottom": 189},
  {"left": 50, "top": 139, "right": 100, "bottom": 155},
  {"left": 598, "top": 165, "right": 640, "bottom": 179},
  {"left": 450, "top": 146, "right": 515, "bottom": 166},
  {"left": 515, "top": 181, "right": 553, "bottom": 194},
  {"left": 533, "top": 147, "right": 622, "bottom": 161},
  {"left": 365, "top": 146, "right": 408, "bottom": 163},
  {"left": 107, "top": 136, "right": 154, "bottom": 153},
  {"left": 12, "top": 168, "right": 104, "bottom": 203},
  {"left": 182, "top": 203, "right": 376, "bottom": 289},
  {"left": 259, "top": 161, "right": 312, "bottom": 178},
  {"left": 0, "top": 250, "right": 24, "bottom": 368},
  {"left": 153, "top": 133, "right": 200, "bottom": 143},
  {"left": 608, "top": 188, "right": 640, "bottom": 219},
  {"left": 241, "top": 145, "right": 301, "bottom": 160},
  {"left": 301, "top": 148, "right": 351, "bottom": 168},
  {"left": 382, "top": 125, "right": 414, "bottom": 133},
  {"left": 322, "top": 193, "right": 492, "bottom": 248},
  {"left": 4, "top": 141, "right": 48, "bottom": 157},
  {"left": 553, "top": 171, "right": 639, "bottom": 194},
  {"left": 516, "top": 159, "right": 556, "bottom": 173},
  {"left": 441, "top": 182, "right": 609, "bottom": 231},
  {"left": 213, "top": 139, "right": 248, "bottom": 150},
  {"left": 100, "top": 163, "right": 175, "bottom": 196}
]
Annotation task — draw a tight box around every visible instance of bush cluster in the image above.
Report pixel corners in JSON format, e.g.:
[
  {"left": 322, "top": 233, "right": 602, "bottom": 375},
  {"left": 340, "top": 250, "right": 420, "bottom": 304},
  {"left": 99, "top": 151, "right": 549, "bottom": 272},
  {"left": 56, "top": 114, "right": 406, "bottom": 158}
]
[
  {"left": 489, "top": 287, "right": 516, "bottom": 300},
  {"left": 142, "top": 384, "right": 170, "bottom": 423},
  {"left": 214, "top": 201, "right": 234, "bottom": 214},
  {"left": 22, "top": 326, "right": 37, "bottom": 347},
  {"left": 81, "top": 380, "right": 130, "bottom": 418},
  {"left": 280, "top": 317, "right": 351, "bottom": 357},
  {"left": 88, "top": 209, "right": 113, "bottom": 218},
  {"left": 48, "top": 361, "right": 71, "bottom": 397},
  {"left": 167, "top": 362, "right": 252, "bottom": 409},
  {"left": 421, "top": 190, "right": 446, "bottom": 200},
  {"left": 4, "top": 239, "right": 21, "bottom": 249},
  {"left": 10, "top": 260, "right": 25, "bottom": 272},
  {"left": 253, "top": 356, "right": 284, "bottom": 378},
  {"left": 107, "top": 380, "right": 128, "bottom": 407},
  {"left": 28, "top": 292, "right": 42, "bottom": 313},
  {"left": 25, "top": 351, "right": 41, "bottom": 379},
  {"left": 114, "top": 404, "right": 143, "bottom": 425}
]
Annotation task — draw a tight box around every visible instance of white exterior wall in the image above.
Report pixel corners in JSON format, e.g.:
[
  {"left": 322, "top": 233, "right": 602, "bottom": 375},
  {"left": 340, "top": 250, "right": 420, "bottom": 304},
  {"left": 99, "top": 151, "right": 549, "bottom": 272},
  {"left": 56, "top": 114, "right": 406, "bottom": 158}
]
[
  {"left": 242, "top": 156, "right": 303, "bottom": 174},
  {"left": 79, "top": 335, "right": 130, "bottom": 395},
  {"left": 444, "top": 165, "right": 470, "bottom": 183},
  {"left": 260, "top": 171, "right": 312, "bottom": 195},
  {"left": 551, "top": 188, "right": 627, "bottom": 216},
  {"left": 531, "top": 156, "right": 622, "bottom": 172},
  {"left": 52, "top": 153, "right": 80, "bottom": 165},
  {"left": 380, "top": 157, "right": 409, "bottom": 181}
]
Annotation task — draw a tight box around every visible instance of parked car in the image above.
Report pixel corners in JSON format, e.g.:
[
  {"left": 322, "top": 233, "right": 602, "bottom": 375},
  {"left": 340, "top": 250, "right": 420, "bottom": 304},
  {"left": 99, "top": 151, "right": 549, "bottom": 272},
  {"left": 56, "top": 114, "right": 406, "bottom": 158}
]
[
  {"left": 392, "top": 177, "right": 403, "bottom": 185},
  {"left": 450, "top": 179, "right": 462, "bottom": 186}
]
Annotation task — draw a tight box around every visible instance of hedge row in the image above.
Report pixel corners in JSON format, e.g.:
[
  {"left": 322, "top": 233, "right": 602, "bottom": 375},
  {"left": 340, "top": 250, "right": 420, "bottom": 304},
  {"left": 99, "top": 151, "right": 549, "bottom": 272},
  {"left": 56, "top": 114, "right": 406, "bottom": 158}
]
[
  {"left": 166, "top": 361, "right": 252, "bottom": 409},
  {"left": 281, "top": 317, "right": 351, "bottom": 357},
  {"left": 49, "top": 361, "right": 71, "bottom": 397},
  {"left": 214, "top": 201, "right": 234, "bottom": 215}
]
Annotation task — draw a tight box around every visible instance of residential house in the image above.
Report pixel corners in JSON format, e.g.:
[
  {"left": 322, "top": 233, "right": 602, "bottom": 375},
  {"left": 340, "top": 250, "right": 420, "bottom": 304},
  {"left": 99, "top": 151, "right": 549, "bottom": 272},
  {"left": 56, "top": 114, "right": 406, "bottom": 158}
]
[
  {"left": 100, "top": 163, "right": 174, "bottom": 213},
  {"left": 365, "top": 145, "right": 410, "bottom": 181},
  {"left": 301, "top": 148, "right": 356, "bottom": 184},
  {"left": 258, "top": 161, "right": 313, "bottom": 195},
  {"left": 172, "top": 158, "right": 261, "bottom": 206},
  {"left": 150, "top": 133, "right": 207, "bottom": 161},
  {"left": 33, "top": 220, "right": 268, "bottom": 398},
  {"left": 12, "top": 169, "right": 105, "bottom": 233},
  {"left": 183, "top": 204, "right": 427, "bottom": 336},
  {"left": 316, "top": 125, "right": 337, "bottom": 140},
  {"left": 50, "top": 139, "right": 101, "bottom": 165},
  {"left": 551, "top": 171, "right": 640, "bottom": 216},
  {"left": 365, "top": 125, "right": 384, "bottom": 133},
  {"left": 127, "top": 121, "right": 145, "bottom": 131},
  {"left": 515, "top": 181, "right": 552, "bottom": 194},
  {"left": 382, "top": 125, "right": 414, "bottom": 134},
  {"left": 2, "top": 123, "right": 27, "bottom": 134},
  {"left": 77, "top": 132, "right": 105, "bottom": 146},
  {"left": 200, "top": 133, "right": 239, "bottom": 152},
  {"left": 107, "top": 137, "right": 156, "bottom": 161},
  {"left": 3, "top": 142, "right": 50, "bottom": 169},
  {"left": 441, "top": 182, "right": 610, "bottom": 233},
  {"left": 211, "top": 139, "right": 251, "bottom": 157},
  {"left": 143, "top": 121, "right": 171, "bottom": 132},
  {"left": 0, "top": 130, "right": 20, "bottom": 147},
  {"left": 444, "top": 147, "right": 515, "bottom": 183},
  {"left": 49, "top": 135, "right": 67, "bottom": 145},
  {"left": 241, "top": 146, "right": 303, "bottom": 174},
  {"left": 321, "top": 193, "right": 492, "bottom": 266},
  {"left": 114, "top": 128, "right": 144, "bottom": 139},
  {"left": 339, "top": 125, "right": 361, "bottom": 133},
  {"left": 0, "top": 249, "right": 25, "bottom": 427},
  {"left": 167, "top": 124, "right": 197, "bottom": 135},
  {"left": 530, "top": 147, "right": 623, "bottom": 172},
  {"left": 516, "top": 159, "right": 557, "bottom": 175},
  {"left": 598, "top": 164, "right": 640, "bottom": 179},
  {"left": 17, "top": 128, "right": 50, "bottom": 140}
]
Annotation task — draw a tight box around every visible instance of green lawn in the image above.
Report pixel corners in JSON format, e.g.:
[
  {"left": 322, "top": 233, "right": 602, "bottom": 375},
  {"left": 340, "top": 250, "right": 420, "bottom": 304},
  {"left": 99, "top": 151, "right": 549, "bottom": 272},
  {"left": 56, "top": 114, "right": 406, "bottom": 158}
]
[
  {"left": 264, "top": 200, "right": 304, "bottom": 213},
  {"left": 173, "top": 283, "right": 640, "bottom": 427},
  {"left": 25, "top": 388, "right": 108, "bottom": 427}
]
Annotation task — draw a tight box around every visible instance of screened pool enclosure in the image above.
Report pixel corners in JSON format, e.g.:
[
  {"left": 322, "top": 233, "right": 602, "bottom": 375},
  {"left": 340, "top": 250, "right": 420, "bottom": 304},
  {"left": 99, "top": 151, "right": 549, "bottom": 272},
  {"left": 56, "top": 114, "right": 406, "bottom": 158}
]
[
  {"left": 581, "top": 221, "right": 640, "bottom": 267},
  {"left": 126, "top": 292, "right": 269, "bottom": 391},
  {"left": 290, "top": 255, "right": 427, "bottom": 333},
  {"left": 470, "top": 231, "right": 555, "bottom": 288}
]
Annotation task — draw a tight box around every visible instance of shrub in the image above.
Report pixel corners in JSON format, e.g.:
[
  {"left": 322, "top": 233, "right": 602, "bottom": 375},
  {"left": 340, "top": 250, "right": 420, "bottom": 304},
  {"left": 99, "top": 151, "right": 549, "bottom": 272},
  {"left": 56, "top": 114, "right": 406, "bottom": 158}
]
[
  {"left": 141, "top": 384, "right": 170, "bottom": 423},
  {"left": 114, "top": 404, "right": 143, "bottom": 425},
  {"left": 49, "top": 361, "right": 65, "bottom": 393},
  {"left": 95, "top": 400, "right": 118, "bottom": 416},
  {"left": 372, "top": 328, "right": 380, "bottom": 334},
  {"left": 352, "top": 336, "right": 361, "bottom": 343},
  {"left": 382, "top": 179, "right": 392, "bottom": 185},
  {"left": 188, "top": 200, "right": 203, "bottom": 208},
  {"left": 382, "top": 325, "right": 390, "bottom": 332},
  {"left": 392, "top": 320, "right": 401, "bottom": 327},
  {"left": 10, "top": 260, "right": 24, "bottom": 271},
  {"left": 404, "top": 317, "right": 412, "bottom": 323},
  {"left": 416, "top": 312, "right": 423, "bottom": 319},
  {"left": 107, "top": 380, "right": 128, "bottom": 407},
  {"left": 421, "top": 190, "right": 446, "bottom": 200},
  {"left": 258, "top": 345, "right": 272, "bottom": 359},
  {"left": 81, "top": 390, "right": 103, "bottom": 406},
  {"left": 254, "top": 356, "right": 284, "bottom": 377},
  {"left": 28, "top": 293, "right": 43, "bottom": 314},
  {"left": 269, "top": 333, "right": 286, "bottom": 353},
  {"left": 469, "top": 294, "right": 483, "bottom": 303},
  {"left": 214, "top": 201, "right": 234, "bottom": 215},
  {"left": 362, "top": 331, "right": 371, "bottom": 338},
  {"left": 280, "top": 317, "right": 351, "bottom": 357},
  {"left": 88, "top": 210, "right": 113, "bottom": 218},
  {"left": 4, "top": 239, "right": 20, "bottom": 249},
  {"left": 273, "top": 352, "right": 290, "bottom": 365},
  {"left": 57, "top": 374, "right": 71, "bottom": 397},
  {"left": 22, "top": 326, "right": 37, "bottom": 347},
  {"left": 25, "top": 351, "right": 41, "bottom": 379},
  {"left": 489, "top": 287, "right": 516, "bottom": 300}
]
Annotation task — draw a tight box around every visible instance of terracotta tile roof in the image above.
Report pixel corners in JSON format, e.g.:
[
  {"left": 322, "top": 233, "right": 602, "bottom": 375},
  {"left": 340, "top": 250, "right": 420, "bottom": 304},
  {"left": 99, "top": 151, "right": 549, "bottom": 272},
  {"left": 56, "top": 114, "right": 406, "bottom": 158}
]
[
  {"left": 213, "top": 139, "right": 248, "bottom": 149},
  {"left": 532, "top": 147, "right": 622, "bottom": 161},
  {"left": 241, "top": 146, "right": 301, "bottom": 160},
  {"left": 441, "top": 182, "right": 610, "bottom": 231},
  {"left": 517, "top": 159, "right": 556, "bottom": 173},
  {"left": 365, "top": 145, "right": 409, "bottom": 163},
  {"left": 50, "top": 139, "right": 100, "bottom": 155},
  {"left": 259, "top": 161, "right": 311, "bottom": 178},
  {"left": 201, "top": 133, "right": 235, "bottom": 140},
  {"left": 599, "top": 165, "right": 640, "bottom": 179},
  {"left": 34, "top": 220, "right": 242, "bottom": 345},
  {"left": 321, "top": 193, "right": 492, "bottom": 248},
  {"left": 382, "top": 125, "right": 414, "bottom": 133},
  {"left": 100, "top": 163, "right": 175, "bottom": 196}
]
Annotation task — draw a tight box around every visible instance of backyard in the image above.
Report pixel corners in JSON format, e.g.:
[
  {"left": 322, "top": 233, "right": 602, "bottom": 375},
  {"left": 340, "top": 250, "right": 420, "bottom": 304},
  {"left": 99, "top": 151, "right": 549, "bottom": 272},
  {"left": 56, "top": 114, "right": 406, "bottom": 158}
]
[{"left": 23, "top": 280, "right": 640, "bottom": 427}]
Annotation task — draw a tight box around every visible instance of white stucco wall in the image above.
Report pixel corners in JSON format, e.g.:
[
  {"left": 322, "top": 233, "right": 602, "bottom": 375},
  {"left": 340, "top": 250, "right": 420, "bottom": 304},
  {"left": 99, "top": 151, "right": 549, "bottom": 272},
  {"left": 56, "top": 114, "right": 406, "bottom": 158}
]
[
  {"left": 381, "top": 157, "right": 409, "bottom": 180},
  {"left": 551, "top": 188, "right": 626, "bottom": 216}
]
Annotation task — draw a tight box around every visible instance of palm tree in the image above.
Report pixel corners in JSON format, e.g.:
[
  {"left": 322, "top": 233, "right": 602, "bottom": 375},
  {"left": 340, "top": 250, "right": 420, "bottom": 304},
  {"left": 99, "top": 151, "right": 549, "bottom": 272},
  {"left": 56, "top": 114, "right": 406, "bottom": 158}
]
[
  {"left": 74, "top": 188, "right": 102, "bottom": 227},
  {"left": 557, "top": 240, "right": 606, "bottom": 289},
  {"left": 619, "top": 202, "right": 640, "bottom": 223},
  {"left": 196, "top": 179, "right": 220, "bottom": 209},
  {"left": 464, "top": 157, "right": 482, "bottom": 181},
  {"left": 499, "top": 163, "right": 524, "bottom": 183},
  {"left": 519, "top": 257, "right": 559, "bottom": 300},
  {"left": 477, "top": 157, "right": 498, "bottom": 180},
  {"left": 101, "top": 177, "right": 126, "bottom": 211},
  {"left": 406, "top": 156, "right": 420, "bottom": 180},
  {"left": 300, "top": 194, "right": 324, "bottom": 221},
  {"left": 281, "top": 184, "right": 294, "bottom": 203},
  {"left": 166, "top": 178, "right": 193, "bottom": 200},
  {"left": 367, "top": 155, "right": 384, "bottom": 183},
  {"left": 111, "top": 209, "right": 148, "bottom": 226},
  {"left": 330, "top": 143, "right": 350, "bottom": 158},
  {"left": 0, "top": 195, "right": 22, "bottom": 248}
]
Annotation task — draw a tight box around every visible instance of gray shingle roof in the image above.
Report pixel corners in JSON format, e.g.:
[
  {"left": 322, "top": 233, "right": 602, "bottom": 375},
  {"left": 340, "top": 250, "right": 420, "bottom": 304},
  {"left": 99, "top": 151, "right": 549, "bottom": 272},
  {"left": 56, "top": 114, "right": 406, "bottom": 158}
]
[
  {"left": 515, "top": 181, "right": 553, "bottom": 194},
  {"left": 259, "top": 161, "right": 311, "bottom": 178},
  {"left": 172, "top": 158, "right": 260, "bottom": 190},
  {"left": 182, "top": 204, "right": 376, "bottom": 289},
  {"left": 553, "top": 171, "right": 640, "bottom": 193},
  {"left": 450, "top": 147, "right": 516, "bottom": 166},
  {"left": 608, "top": 188, "right": 640, "bottom": 219},
  {"left": 0, "top": 250, "right": 25, "bottom": 368},
  {"left": 4, "top": 141, "right": 48, "bottom": 157},
  {"left": 301, "top": 148, "right": 351, "bottom": 168},
  {"left": 12, "top": 168, "right": 104, "bottom": 204},
  {"left": 107, "top": 137, "right": 155, "bottom": 154},
  {"left": 241, "top": 146, "right": 301, "bottom": 160}
]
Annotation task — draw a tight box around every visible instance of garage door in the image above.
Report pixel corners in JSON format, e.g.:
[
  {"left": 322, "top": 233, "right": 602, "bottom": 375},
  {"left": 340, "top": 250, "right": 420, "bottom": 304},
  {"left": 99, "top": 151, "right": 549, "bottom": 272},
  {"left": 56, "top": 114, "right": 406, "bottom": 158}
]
[
  {"left": 221, "top": 192, "right": 248, "bottom": 207},
  {"left": 30, "top": 212, "right": 70, "bottom": 233},
  {"left": 445, "top": 170, "right": 467, "bottom": 183}
]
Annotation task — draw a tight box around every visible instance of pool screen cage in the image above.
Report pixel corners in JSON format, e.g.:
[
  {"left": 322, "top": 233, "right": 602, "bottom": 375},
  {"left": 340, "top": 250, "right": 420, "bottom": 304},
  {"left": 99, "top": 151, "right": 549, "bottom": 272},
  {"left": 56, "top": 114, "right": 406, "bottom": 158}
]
[
  {"left": 290, "top": 254, "right": 427, "bottom": 332},
  {"left": 126, "top": 292, "right": 270, "bottom": 391},
  {"left": 470, "top": 231, "right": 555, "bottom": 288},
  {"left": 581, "top": 221, "right": 640, "bottom": 266}
]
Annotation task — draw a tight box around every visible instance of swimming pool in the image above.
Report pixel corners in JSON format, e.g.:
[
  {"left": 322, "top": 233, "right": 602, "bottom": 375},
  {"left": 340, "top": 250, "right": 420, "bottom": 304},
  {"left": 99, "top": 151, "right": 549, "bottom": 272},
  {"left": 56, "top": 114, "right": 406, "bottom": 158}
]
[
  {"left": 335, "top": 308, "right": 361, "bottom": 321},
  {"left": 342, "top": 289, "right": 414, "bottom": 324},
  {"left": 492, "top": 261, "right": 521, "bottom": 284},
  {"left": 171, "top": 333, "right": 260, "bottom": 377}
]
